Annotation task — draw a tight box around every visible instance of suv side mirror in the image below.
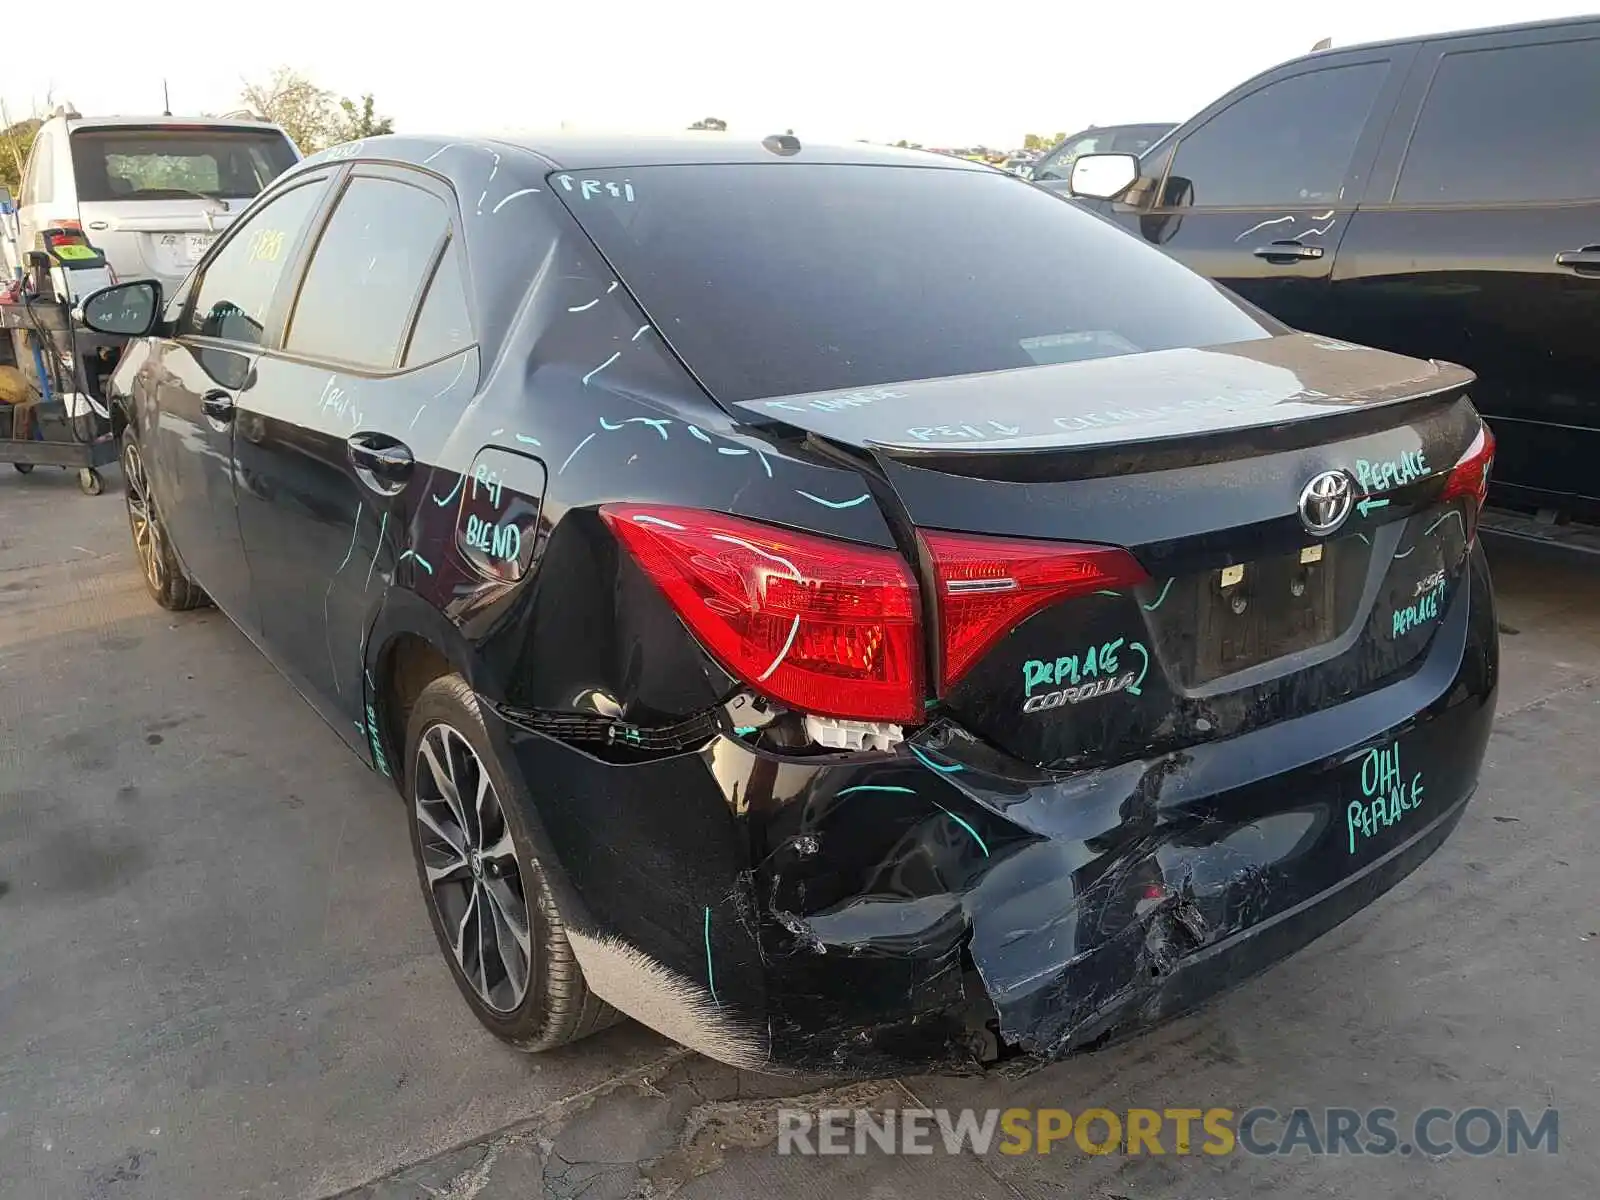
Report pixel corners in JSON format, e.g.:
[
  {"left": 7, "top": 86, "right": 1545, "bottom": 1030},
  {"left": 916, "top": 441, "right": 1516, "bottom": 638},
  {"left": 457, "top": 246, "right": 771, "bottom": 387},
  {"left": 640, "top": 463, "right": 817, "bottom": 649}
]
[
  {"left": 1068, "top": 153, "right": 1140, "bottom": 201},
  {"left": 80, "top": 280, "right": 164, "bottom": 337}
]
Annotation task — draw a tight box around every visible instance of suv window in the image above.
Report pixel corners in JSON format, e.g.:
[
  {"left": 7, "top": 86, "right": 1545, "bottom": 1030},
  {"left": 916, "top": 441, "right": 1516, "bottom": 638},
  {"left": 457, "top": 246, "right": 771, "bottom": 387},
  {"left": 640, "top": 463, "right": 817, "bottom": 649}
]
[
  {"left": 183, "top": 178, "right": 330, "bottom": 345},
  {"left": 285, "top": 177, "right": 450, "bottom": 370},
  {"left": 1396, "top": 38, "right": 1600, "bottom": 205},
  {"left": 403, "top": 242, "right": 472, "bottom": 367},
  {"left": 1161, "top": 62, "right": 1388, "bottom": 208},
  {"left": 1033, "top": 133, "right": 1108, "bottom": 183}
]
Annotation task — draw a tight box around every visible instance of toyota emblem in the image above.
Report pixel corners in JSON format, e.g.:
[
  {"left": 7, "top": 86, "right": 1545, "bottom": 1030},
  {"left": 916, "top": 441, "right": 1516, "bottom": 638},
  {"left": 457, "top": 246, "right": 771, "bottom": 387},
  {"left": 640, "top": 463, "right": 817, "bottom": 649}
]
[{"left": 1299, "top": 470, "right": 1354, "bottom": 535}]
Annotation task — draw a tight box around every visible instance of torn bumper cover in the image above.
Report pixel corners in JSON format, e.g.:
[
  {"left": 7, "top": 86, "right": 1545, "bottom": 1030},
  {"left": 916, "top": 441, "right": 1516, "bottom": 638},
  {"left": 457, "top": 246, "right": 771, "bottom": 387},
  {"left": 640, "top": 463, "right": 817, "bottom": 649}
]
[{"left": 478, "top": 551, "right": 1496, "bottom": 1076}]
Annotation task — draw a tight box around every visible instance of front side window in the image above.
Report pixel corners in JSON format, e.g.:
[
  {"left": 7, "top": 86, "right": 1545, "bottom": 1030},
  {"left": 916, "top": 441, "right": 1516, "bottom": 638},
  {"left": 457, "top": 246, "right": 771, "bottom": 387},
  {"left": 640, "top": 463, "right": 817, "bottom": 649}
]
[
  {"left": 1161, "top": 62, "right": 1389, "bottom": 208},
  {"left": 1109, "top": 125, "right": 1173, "bottom": 155},
  {"left": 1396, "top": 38, "right": 1600, "bottom": 205},
  {"left": 182, "top": 178, "right": 329, "bottom": 346},
  {"left": 285, "top": 177, "right": 451, "bottom": 370},
  {"left": 1032, "top": 133, "right": 1107, "bottom": 182},
  {"left": 555, "top": 163, "right": 1275, "bottom": 403},
  {"left": 69, "top": 127, "right": 298, "bottom": 202}
]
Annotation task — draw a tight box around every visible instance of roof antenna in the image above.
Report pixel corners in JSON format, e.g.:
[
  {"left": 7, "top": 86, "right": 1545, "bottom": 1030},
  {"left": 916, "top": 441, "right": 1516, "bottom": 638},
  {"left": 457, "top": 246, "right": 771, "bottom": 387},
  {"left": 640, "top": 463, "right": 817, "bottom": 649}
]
[
  {"left": 1310, "top": 36, "right": 1333, "bottom": 51},
  {"left": 162, "top": 80, "right": 172, "bottom": 117}
]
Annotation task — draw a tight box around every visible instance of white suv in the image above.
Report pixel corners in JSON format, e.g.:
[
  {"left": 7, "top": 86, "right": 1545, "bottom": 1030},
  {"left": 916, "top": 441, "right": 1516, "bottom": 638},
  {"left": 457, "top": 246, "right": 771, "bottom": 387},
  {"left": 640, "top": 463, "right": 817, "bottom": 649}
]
[{"left": 15, "top": 114, "right": 300, "bottom": 293}]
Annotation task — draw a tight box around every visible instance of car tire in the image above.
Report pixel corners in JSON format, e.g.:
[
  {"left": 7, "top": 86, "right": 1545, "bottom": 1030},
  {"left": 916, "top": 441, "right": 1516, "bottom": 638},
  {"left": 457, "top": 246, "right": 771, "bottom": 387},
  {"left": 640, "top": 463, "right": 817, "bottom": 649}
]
[
  {"left": 121, "top": 433, "right": 209, "bottom": 611},
  {"left": 404, "top": 674, "right": 621, "bottom": 1051}
]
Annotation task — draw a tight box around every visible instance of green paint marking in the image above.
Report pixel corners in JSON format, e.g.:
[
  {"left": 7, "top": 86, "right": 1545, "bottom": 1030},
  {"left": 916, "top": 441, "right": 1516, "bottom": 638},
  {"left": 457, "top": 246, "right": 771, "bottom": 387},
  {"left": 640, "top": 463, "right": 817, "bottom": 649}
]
[
  {"left": 1127, "top": 641, "right": 1150, "bottom": 696},
  {"left": 910, "top": 745, "right": 964, "bottom": 774},
  {"left": 1357, "top": 497, "right": 1390, "bottom": 518},
  {"left": 703, "top": 906, "right": 720, "bottom": 1005},
  {"left": 838, "top": 784, "right": 917, "bottom": 797},
  {"left": 1142, "top": 578, "right": 1174, "bottom": 612},
  {"left": 935, "top": 805, "right": 990, "bottom": 857}
]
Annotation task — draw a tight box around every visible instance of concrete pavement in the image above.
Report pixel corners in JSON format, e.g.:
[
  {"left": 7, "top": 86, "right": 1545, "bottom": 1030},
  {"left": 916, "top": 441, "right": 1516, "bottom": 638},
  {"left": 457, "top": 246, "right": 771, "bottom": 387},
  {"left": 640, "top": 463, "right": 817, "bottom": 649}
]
[{"left": 2, "top": 462, "right": 1596, "bottom": 1199}]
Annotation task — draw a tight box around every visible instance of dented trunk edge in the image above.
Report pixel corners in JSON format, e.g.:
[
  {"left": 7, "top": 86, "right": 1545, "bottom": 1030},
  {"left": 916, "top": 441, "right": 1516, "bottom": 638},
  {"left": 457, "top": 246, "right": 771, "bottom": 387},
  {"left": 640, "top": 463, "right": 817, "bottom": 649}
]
[{"left": 476, "top": 545, "right": 1497, "bottom": 1077}]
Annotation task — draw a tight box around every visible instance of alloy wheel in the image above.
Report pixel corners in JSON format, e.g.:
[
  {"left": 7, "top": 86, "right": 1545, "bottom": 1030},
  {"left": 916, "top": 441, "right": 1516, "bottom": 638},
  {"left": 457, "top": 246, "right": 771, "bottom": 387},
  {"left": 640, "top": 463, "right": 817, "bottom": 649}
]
[
  {"left": 414, "top": 723, "right": 534, "bottom": 1013},
  {"left": 122, "top": 440, "right": 165, "bottom": 594}
]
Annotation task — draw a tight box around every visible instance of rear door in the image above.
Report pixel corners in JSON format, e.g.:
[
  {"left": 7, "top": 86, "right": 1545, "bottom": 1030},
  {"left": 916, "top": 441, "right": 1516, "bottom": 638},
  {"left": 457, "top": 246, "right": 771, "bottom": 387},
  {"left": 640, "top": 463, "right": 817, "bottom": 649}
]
[
  {"left": 1330, "top": 23, "right": 1600, "bottom": 518},
  {"left": 1092, "top": 52, "right": 1410, "bottom": 332},
  {"left": 68, "top": 124, "right": 299, "bottom": 289},
  {"left": 233, "top": 165, "right": 474, "bottom": 747}
]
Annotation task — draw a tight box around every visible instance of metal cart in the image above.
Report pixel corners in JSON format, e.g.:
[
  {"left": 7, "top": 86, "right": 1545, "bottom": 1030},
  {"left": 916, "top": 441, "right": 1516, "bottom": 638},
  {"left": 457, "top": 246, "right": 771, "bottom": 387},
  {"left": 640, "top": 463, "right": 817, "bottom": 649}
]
[
  {"left": 0, "top": 227, "right": 122, "bottom": 496},
  {"left": 0, "top": 295, "right": 118, "bottom": 494}
]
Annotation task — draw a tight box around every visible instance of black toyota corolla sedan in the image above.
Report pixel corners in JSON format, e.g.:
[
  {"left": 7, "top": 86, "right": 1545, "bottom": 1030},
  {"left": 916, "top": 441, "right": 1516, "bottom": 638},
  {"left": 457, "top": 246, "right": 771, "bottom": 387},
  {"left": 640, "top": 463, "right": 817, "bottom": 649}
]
[{"left": 81, "top": 132, "right": 1498, "bottom": 1075}]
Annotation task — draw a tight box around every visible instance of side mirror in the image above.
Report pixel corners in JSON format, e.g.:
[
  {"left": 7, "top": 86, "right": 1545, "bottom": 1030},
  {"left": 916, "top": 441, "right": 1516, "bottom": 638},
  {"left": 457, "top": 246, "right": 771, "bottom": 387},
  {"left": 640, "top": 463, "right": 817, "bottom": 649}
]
[
  {"left": 1068, "top": 153, "right": 1140, "bottom": 201},
  {"left": 80, "top": 280, "right": 164, "bottom": 338}
]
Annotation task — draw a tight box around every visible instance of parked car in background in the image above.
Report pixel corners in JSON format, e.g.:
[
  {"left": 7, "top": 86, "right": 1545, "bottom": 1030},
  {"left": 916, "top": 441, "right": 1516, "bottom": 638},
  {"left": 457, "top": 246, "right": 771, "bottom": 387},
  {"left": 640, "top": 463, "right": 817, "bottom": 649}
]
[
  {"left": 1067, "top": 16, "right": 1600, "bottom": 523},
  {"left": 82, "top": 132, "right": 1496, "bottom": 1075},
  {"left": 1030, "top": 122, "right": 1175, "bottom": 187},
  {"left": 14, "top": 114, "right": 300, "bottom": 295}
]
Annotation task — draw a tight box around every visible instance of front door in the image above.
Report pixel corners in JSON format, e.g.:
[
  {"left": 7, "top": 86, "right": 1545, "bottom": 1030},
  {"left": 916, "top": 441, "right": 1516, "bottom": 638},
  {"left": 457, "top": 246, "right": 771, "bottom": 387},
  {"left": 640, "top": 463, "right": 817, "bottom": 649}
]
[
  {"left": 1097, "top": 54, "right": 1406, "bottom": 332},
  {"left": 233, "top": 167, "right": 470, "bottom": 745},
  {"left": 143, "top": 341, "right": 258, "bottom": 626},
  {"left": 145, "top": 172, "right": 337, "bottom": 630}
]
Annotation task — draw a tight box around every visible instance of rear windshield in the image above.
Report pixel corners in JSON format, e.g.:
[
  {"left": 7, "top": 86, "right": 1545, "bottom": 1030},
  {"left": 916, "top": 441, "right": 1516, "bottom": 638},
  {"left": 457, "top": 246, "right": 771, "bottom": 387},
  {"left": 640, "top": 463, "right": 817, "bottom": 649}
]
[
  {"left": 554, "top": 163, "right": 1274, "bottom": 403},
  {"left": 69, "top": 127, "right": 298, "bottom": 202}
]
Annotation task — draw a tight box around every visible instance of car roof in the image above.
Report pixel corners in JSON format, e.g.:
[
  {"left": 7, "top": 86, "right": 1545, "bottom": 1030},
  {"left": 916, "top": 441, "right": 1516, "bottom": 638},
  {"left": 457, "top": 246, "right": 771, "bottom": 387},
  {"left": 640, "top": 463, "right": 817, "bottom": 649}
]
[
  {"left": 477, "top": 132, "right": 984, "bottom": 172},
  {"left": 63, "top": 114, "right": 286, "bottom": 133},
  {"left": 1282, "top": 13, "right": 1597, "bottom": 61}
]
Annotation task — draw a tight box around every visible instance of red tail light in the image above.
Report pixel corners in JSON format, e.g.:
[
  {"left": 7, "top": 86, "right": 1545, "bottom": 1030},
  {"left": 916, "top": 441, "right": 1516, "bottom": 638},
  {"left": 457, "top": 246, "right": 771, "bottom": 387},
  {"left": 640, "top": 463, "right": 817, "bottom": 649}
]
[
  {"left": 923, "top": 530, "right": 1150, "bottom": 693},
  {"left": 601, "top": 505, "right": 923, "bottom": 723},
  {"left": 1438, "top": 424, "right": 1496, "bottom": 539}
]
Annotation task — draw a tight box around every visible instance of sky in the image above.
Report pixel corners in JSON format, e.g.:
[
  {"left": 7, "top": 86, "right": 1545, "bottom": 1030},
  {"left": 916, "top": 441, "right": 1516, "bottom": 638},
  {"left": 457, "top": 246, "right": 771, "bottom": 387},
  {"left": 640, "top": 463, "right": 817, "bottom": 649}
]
[{"left": 5, "top": 0, "right": 1597, "bottom": 150}]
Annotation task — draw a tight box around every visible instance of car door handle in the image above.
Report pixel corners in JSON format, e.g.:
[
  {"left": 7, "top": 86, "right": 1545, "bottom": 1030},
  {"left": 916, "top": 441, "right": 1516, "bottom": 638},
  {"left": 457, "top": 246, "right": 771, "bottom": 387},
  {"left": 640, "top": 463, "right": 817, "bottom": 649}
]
[
  {"left": 201, "top": 390, "right": 235, "bottom": 421},
  {"left": 1554, "top": 245, "right": 1600, "bottom": 274},
  {"left": 347, "top": 434, "right": 414, "bottom": 490},
  {"left": 1253, "top": 241, "right": 1325, "bottom": 263}
]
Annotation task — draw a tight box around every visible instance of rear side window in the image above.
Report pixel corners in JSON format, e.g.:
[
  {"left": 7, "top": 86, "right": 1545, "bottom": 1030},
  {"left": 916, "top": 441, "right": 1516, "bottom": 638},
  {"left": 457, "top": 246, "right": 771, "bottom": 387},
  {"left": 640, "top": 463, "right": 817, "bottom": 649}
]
[
  {"left": 69, "top": 127, "right": 297, "bottom": 202},
  {"left": 1161, "top": 62, "right": 1388, "bottom": 208},
  {"left": 554, "top": 163, "right": 1274, "bottom": 403},
  {"left": 403, "top": 242, "right": 472, "bottom": 367},
  {"left": 285, "top": 177, "right": 451, "bottom": 370},
  {"left": 183, "top": 178, "right": 330, "bottom": 345},
  {"left": 1395, "top": 38, "right": 1600, "bottom": 205}
]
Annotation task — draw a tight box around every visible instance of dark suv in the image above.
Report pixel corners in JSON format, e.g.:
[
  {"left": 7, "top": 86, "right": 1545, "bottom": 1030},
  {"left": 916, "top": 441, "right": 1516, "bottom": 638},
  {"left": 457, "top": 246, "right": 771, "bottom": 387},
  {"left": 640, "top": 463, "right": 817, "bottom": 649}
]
[{"left": 1066, "top": 17, "right": 1600, "bottom": 524}]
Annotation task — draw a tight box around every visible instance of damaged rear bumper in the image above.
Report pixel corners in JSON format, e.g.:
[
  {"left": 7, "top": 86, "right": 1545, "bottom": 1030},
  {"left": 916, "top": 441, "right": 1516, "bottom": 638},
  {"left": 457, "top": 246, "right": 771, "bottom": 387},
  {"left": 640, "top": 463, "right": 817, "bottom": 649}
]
[{"left": 479, "top": 546, "right": 1497, "bottom": 1076}]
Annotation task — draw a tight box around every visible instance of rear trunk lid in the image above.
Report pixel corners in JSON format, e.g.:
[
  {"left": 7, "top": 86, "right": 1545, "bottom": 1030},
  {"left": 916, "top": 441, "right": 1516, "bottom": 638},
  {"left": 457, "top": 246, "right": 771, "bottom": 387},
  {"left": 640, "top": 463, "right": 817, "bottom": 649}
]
[{"left": 735, "top": 333, "right": 1485, "bottom": 769}]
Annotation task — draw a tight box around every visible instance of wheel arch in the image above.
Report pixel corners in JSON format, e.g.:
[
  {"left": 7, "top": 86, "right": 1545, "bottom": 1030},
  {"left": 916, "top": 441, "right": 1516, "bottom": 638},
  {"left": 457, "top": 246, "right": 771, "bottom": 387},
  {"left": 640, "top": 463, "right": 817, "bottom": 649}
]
[{"left": 365, "top": 590, "right": 476, "bottom": 796}]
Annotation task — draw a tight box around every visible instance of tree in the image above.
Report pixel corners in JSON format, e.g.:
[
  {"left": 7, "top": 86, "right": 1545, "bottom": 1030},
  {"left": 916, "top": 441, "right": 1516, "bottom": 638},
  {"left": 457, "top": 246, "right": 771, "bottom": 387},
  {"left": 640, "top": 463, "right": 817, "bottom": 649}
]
[
  {"left": 0, "top": 116, "right": 39, "bottom": 196},
  {"left": 687, "top": 117, "right": 727, "bottom": 131},
  {"left": 240, "top": 68, "right": 394, "bottom": 154},
  {"left": 335, "top": 94, "right": 394, "bottom": 143}
]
